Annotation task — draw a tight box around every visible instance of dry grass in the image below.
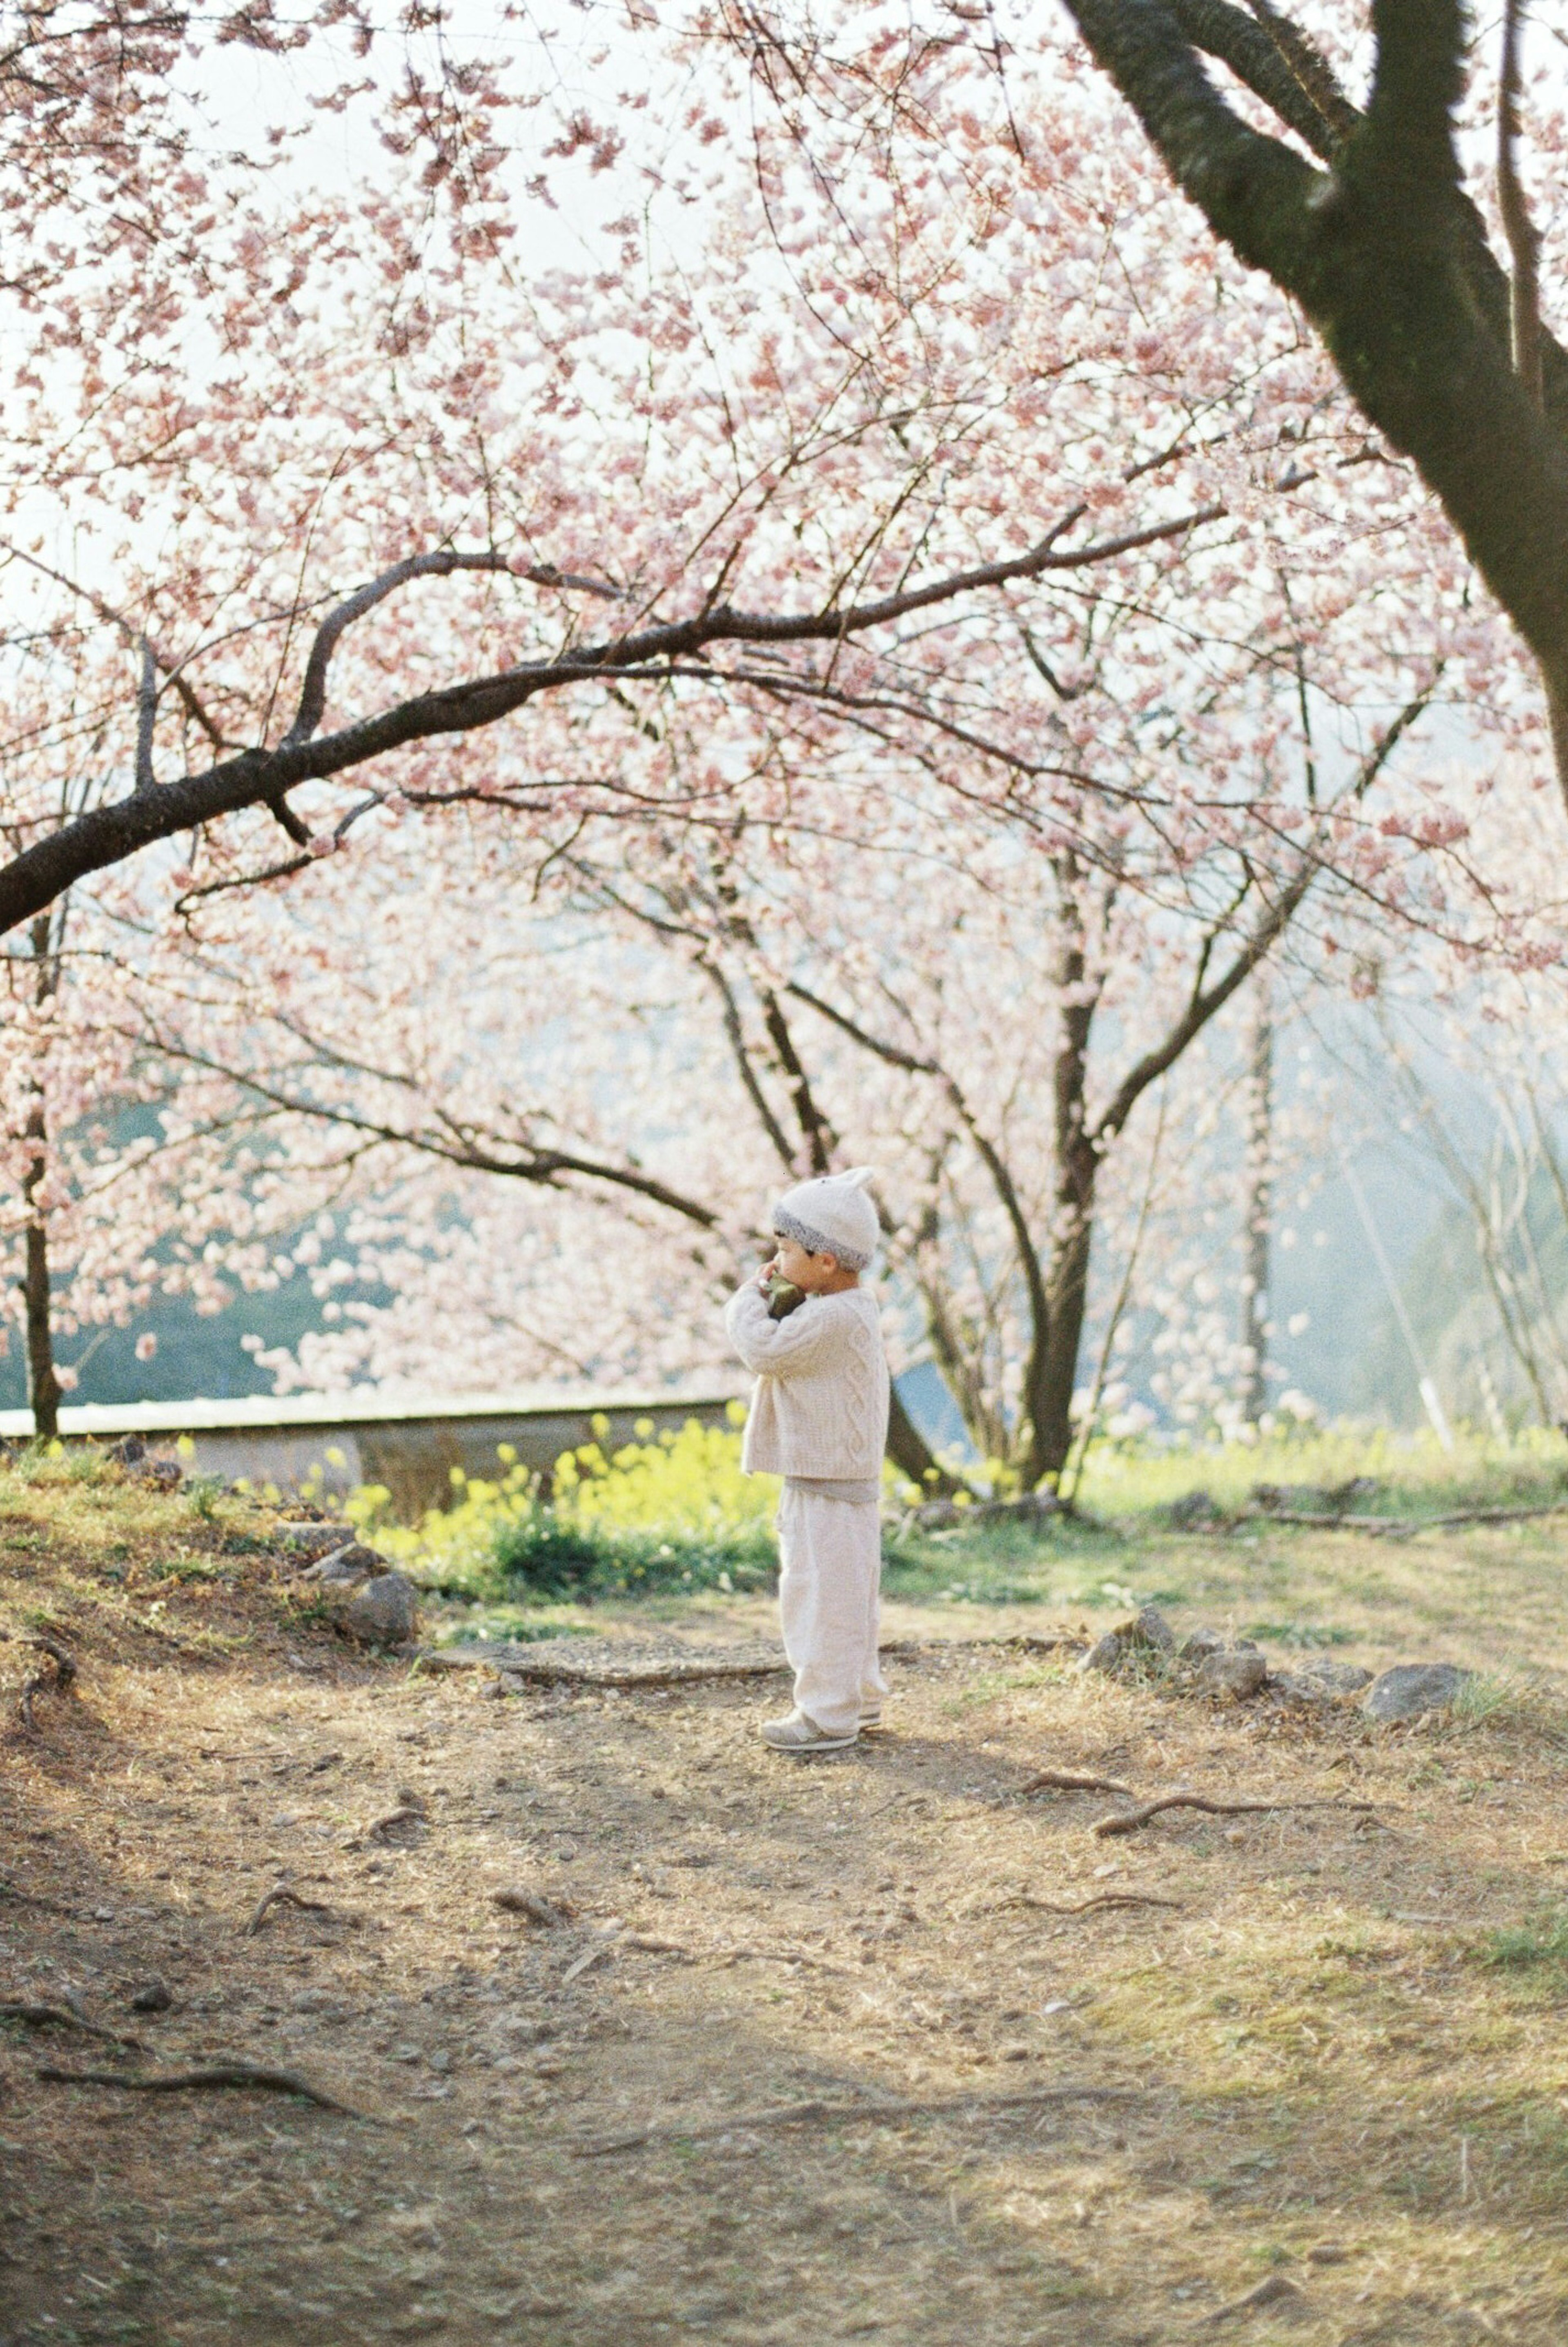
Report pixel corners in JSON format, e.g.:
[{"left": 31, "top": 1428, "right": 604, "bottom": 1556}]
[{"left": 4, "top": 1458, "right": 1568, "bottom": 2342}]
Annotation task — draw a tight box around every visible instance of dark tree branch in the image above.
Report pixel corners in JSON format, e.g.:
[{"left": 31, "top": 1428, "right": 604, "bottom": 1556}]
[
  {"left": 282, "top": 550, "right": 566, "bottom": 748},
  {"left": 0, "top": 506, "right": 1218, "bottom": 936},
  {"left": 1497, "top": 0, "right": 1544, "bottom": 411},
  {"left": 1061, "top": 0, "right": 1568, "bottom": 799},
  {"left": 1240, "top": 0, "right": 1359, "bottom": 144},
  {"left": 1169, "top": 0, "right": 1348, "bottom": 156},
  {"left": 133, "top": 638, "right": 156, "bottom": 793},
  {"left": 759, "top": 990, "right": 837, "bottom": 1175}
]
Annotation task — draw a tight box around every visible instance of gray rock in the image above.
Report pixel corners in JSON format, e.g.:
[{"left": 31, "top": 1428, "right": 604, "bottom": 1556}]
[
  {"left": 277, "top": 1521, "right": 350, "bottom": 1551},
  {"left": 1274, "top": 1660, "right": 1374, "bottom": 1704},
  {"left": 1078, "top": 1606, "right": 1176, "bottom": 1677},
  {"left": 302, "top": 1539, "right": 388, "bottom": 1585},
  {"left": 336, "top": 1571, "right": 419, "bottom": 1646},
  {"left": 1178, "top": 1626, "right": 1227, "bottom": 1662},
  {"left": 1167, "top": 1489, "right": 1223, "bottom": 1529},
  {"left": 1200, "top": 1648, "right": 1268, "bottom": 1700},
  {"left": 129, "top": 1977, "right": 173, "bottom": 2013},
  {"left": 1364, "top": 1662, "right": 1472, "bottom": 1723},
  {"left": 1132, "top": 1606, "right": 1176, "bottom": 1652}
]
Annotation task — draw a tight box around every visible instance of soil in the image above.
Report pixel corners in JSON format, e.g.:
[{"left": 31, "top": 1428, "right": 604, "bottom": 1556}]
[{"left": 5, "top": 1475, "right": 1568, "bottom": 2343}]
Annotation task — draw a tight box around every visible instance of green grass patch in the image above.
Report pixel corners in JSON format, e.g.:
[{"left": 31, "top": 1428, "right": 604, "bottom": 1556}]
[
  {"left": 1074, "top": 1423, "right": 1568, "bottom": 1526},
  {"left": 1476, "top": 1908, "right": 1568, "bottom": 1987}
]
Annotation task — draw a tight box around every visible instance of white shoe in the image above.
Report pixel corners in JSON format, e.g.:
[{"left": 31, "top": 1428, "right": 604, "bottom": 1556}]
[
  {"left": 859, "top": 1707, "right": 885, "bottom": 1732},
  {"left": 760, "top": 1709, "right": 858, "bottom": 1753}
]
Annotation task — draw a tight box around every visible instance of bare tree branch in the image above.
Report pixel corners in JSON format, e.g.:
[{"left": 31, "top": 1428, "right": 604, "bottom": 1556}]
[{"left": 1091, "top": 684, "right": 1435, "bottom": 1146}]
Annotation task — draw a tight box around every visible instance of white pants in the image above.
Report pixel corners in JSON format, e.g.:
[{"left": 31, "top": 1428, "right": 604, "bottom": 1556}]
[{"left": 776, "top": 1484, "right": 886, "bottom": 1737}]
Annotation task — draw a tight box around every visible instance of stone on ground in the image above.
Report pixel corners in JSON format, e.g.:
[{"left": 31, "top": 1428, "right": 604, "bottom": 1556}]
[
  {"left": 337, "top": 1571, "right": 419, "bottom": 1645},
  {"left": 1274, "top": 1660, "right": 1375, "bottom": 1704},
  {"left": 1079, "top": 1605, "right": 1176, "bottom": 1676},
  {"left": 1363, "top": 1661, "right": 1472, "bottom": 1723},
  {"left": 303, "top": 1539, "right": 389, "bottom": 1584},
  {"left": 1200, "top": 1647, "right": 1268, "bottom": 1700}
]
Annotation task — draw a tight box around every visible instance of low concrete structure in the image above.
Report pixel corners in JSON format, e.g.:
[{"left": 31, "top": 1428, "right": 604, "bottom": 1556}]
[{"left": 0, "top": 1385, "right": 744, "bottom": 1519}]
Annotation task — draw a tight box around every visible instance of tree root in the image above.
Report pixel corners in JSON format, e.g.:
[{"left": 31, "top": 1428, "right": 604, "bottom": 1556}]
[
  {"left": 717, "top": 1942, "right": 858, "bottom": 1977},
  {"left": 1, "top": 2000, "right": 147, "bottom": 2052},
  {"left": 1092, "top": 1790, "right": 1374, "bottom": 1839},
  {"left": 421, "top": 1631, "right": 1088, "bottom": 1693},
  {"left": 245, "top": 1884, "right": 344, "bottom": 1937},
  {"left": 573, "top": 2080, "right": 1140, "bottom": 2156},
  {"left": 416, "top": 1646, "right": 790, "bottom": 1690},
  {"left": 364, "top": 1806, "right": 425, "bottom": 1842},
  {"left": 18, "top": 1634, "right": 76, "bottom": 1735},
  {"left": 36, "top": 2060, "right": 365, "bottom": 2116}
]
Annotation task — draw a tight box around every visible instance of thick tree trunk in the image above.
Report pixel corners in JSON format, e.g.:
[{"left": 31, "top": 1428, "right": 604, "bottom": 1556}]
[
  {"left": 1018, "top": 873, "right": 1102, "bottom": 1488},
  {"left": 22, "top": 1202, "right": 61, "bottom": 1444},
  {"left": 1027, "top": 1180, "right": 1097, "bottom": 1485},
  {"left": 20, "top": 912, "right": 62, "bottom": 1443},
  {"left": 1061, "top": 0, "right": 1568, "bottom": 808},
  {"left": 885, "top": 1379, "right": 964, "bottom": 1496},
  {"left": 1240, "top": 993, "right": 1273, "bottom": 1425}
]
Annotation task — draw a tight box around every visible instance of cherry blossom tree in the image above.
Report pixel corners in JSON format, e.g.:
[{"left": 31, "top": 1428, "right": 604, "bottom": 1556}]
[
  {"left": 1040, "top": 0, "right": 1568, "bottom": 797},
  {"left": 0, "top": 0, "right": 1542, "bottom": 1464}
]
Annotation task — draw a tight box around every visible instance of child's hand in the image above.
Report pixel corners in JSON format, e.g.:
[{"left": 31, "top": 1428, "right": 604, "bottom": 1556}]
[{"left": 757, "top": 1255, "right": 780, "bottom": 1290}]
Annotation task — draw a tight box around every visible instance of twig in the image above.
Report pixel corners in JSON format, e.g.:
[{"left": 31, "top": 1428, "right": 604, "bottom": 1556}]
[
  {"left": 561, "top": 1941, "right": 615, "bottom": 1984},
  {"left": 995, "top": 1891, "right": 1185, "bottom": 1917},
  {"left": 1019, "top": 1769, "right": 1134, "bottom": 1798},
  {"left": 579, "top": 1932, "right": 857, "bottom": 1977},
  {"left": 573, "top": 2081, "right": 1140, "bottom": 2157},
  {"left": 492, "top": 1888, "right": 570, "bottom": 1927},
  {"left": 1092, "top": 1792, "right": 1373, "bottom": 1839},
  {"left": 36, "top": 2060, "right": 365, "bottom": 2116},
  {"left": 719, "top": 1943, "right": 859, "bottom": 1978},
  {"left": 245, "top": 1885, "right": 342, "bottom": 1937},
  {"left": 1, "top": 2000, "right": 147, "bottom": 2052}
]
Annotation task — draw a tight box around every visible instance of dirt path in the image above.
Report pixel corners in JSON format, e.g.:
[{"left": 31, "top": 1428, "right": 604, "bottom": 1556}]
[{"left": 6, "top": 1518, "right": 1568, "bottom": 2343}]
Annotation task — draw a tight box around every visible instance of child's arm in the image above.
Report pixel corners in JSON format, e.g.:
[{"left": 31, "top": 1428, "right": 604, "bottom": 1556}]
[{"left": 724, "top": 1280, "right": 836, "bottom": 1376}]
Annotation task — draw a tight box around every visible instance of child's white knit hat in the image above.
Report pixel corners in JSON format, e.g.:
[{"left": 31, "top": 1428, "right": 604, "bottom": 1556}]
[{"left": 771, "top": 1166, "right": 880, "bottom": 1271}]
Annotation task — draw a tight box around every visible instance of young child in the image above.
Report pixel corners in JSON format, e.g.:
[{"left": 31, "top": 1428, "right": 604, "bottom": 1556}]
[{"left": 724, "top": 1167, "right": 891, "bottom": 1753}]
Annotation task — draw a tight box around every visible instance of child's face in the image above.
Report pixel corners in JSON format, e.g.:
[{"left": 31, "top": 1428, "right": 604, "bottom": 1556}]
[{"left": 768, "top": 1234, "right": 842, "bottom": 1292}]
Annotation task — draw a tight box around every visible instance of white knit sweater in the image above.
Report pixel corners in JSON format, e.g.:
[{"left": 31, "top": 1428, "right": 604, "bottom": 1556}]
[{"left": 724, "top": 1282, "right": 890, "bottom": 1481}]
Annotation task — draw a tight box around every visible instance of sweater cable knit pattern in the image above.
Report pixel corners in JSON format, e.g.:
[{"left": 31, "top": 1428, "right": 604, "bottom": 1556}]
[{"left": 723, "top": 1283, "right": 889, "bottom": 1482}]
